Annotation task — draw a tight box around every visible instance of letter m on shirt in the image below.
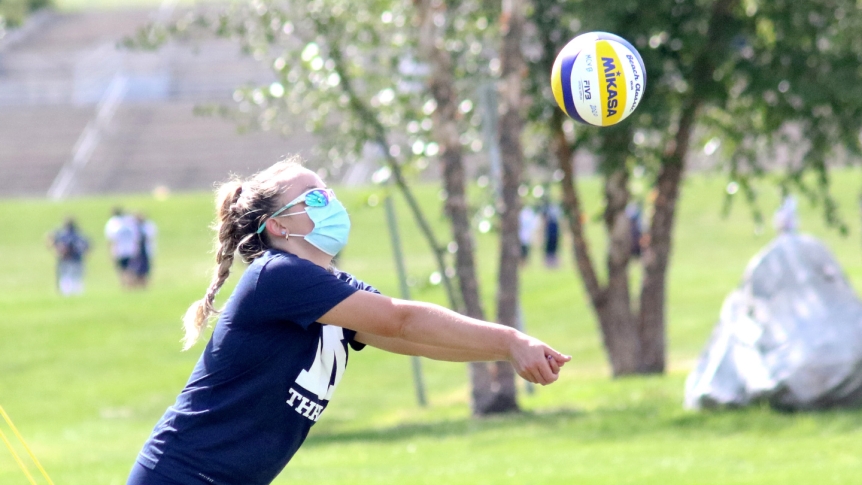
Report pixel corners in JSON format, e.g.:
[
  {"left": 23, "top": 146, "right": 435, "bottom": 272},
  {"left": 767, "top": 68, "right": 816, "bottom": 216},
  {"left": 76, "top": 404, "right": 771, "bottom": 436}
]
[{"left": 294, "top": 325, "right": 347, "bottom": 401}]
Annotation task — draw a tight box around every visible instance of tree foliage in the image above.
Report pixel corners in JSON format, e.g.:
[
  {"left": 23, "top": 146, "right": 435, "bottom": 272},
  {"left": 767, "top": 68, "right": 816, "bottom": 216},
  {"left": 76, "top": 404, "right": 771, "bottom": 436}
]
[
  {"left": 529, "top": 0, "right": 862, "bottom": 228},
  {"left": 130, "top": 0, "right": 500, "bottom": 181},
  {"left": 0, "top": 0, "right": 51, "bottom": 30}
]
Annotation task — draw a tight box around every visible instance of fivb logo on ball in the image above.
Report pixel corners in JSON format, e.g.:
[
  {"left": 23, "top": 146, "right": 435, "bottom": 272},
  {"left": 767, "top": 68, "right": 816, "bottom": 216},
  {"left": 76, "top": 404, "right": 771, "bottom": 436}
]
[{"left": 551, "top": 31, "right": 646, "bottom": 127}]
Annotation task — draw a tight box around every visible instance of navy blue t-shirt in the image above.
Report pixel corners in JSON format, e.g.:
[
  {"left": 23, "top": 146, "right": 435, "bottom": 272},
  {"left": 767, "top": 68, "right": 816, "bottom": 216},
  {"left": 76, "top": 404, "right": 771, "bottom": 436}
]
[{"left": 137, "top": 250, "right": 377, "bottom": 484}]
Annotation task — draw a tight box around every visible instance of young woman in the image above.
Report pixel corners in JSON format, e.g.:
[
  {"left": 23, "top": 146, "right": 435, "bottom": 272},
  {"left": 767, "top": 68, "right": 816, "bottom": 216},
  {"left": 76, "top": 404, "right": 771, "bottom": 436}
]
[{"left": 127, "top": 158, "right": 570, "bottom": 485}]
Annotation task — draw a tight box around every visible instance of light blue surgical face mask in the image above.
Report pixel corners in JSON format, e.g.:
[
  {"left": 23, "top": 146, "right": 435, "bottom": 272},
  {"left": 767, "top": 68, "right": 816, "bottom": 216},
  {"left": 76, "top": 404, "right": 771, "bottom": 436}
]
[{"left": 282, "top": 197, "right": 351, "bottom": 256}]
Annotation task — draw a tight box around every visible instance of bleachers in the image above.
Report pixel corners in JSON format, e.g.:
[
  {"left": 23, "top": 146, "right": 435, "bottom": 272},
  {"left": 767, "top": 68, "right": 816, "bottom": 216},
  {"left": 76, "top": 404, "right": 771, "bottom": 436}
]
[
  {"left": 0, "top": 104, "right": 94, "bottom": 196},
  {"left": 0, "top": 6, "right": 317, "bottom": 199},
  {"left": 74, "top": 101, "right": 315, "bottom": 195}
]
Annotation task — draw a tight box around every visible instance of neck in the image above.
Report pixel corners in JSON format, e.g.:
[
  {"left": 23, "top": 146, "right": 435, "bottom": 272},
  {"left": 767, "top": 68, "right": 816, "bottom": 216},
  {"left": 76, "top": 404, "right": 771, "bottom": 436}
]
[{"left": 270, "top": 237, "right": 332, "bottom": 268}]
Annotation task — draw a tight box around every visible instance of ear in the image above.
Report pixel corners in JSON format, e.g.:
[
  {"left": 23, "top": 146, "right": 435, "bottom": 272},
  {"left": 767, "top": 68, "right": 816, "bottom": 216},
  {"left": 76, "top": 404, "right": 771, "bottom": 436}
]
[{"left": 265, "top": 218, "right": 289, "bottom": 237}]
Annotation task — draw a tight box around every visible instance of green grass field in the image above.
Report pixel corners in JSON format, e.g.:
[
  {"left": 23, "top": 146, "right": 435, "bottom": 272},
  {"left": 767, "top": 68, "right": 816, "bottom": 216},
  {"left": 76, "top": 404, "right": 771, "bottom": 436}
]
[{"left": 2, "top": 172, "right": 862, "bottom": 484}]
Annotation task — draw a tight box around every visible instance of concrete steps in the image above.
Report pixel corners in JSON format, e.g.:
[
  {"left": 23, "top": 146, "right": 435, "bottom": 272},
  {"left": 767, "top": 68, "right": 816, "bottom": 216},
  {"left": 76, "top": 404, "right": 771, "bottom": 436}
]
[
  {"left": 70, "top": 101, "right": 315, "bottom": 196},
  {"left": 0, "top": 7, "right": 323, "bottom": 199},
  {"left": 0, "top": 105, "right": 94, "bottom": 196}
]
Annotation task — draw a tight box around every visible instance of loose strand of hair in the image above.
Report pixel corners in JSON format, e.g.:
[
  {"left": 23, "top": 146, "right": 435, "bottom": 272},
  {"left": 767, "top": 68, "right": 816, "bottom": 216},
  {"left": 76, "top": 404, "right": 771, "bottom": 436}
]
[
  {"left": 181, "top": 180, "right": 243, "bottom": 350},
  {"left": 180, "top": 247, "right": 235, "bottom": 349}
]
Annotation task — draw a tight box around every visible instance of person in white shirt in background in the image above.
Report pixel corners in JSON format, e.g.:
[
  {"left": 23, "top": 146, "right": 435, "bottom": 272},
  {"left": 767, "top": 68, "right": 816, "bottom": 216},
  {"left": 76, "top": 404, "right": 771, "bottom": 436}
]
[
  {"left": 105, "top": 207, "right": 140, "bottom": 288},
  {"left": 518, "top": 205, "right": 538, "bottom": 265}
]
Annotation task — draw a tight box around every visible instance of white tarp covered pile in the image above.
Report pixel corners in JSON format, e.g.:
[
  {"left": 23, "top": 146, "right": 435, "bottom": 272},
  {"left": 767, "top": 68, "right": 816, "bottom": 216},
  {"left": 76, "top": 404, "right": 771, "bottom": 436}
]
[{"left": 685, "top": 233, "right": 862, "bottom": 410}]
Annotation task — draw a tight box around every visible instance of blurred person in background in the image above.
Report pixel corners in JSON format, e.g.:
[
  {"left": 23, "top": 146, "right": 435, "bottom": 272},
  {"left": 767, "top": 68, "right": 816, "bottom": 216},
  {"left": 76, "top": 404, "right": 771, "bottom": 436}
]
[
  {"left": 540, "top": 197, "right": 561, "bottom": 268},
  {"left": 105, "top": 207, "right": 139, "bottom": 288},
  {"left": 127, "top": 158, "right": 570, "bottom": 485},
  {"left": 519, "top": 203, "right": 538, "bottom": 265},
  {"left": 48, "top": 217, "right": 91, "bottom": 296},
  {"left": 128, "top": 212, "right": 158, "bottom": 288},
  {"left": 626, "top": 201, "right": 645, "bottom": 259}
]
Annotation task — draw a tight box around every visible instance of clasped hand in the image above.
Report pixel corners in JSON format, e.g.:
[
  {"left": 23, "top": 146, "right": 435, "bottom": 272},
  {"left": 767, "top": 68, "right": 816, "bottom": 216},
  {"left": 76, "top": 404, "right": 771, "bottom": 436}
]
[{"left": 508, "top": 335, "right": 571, "bottom": 385}]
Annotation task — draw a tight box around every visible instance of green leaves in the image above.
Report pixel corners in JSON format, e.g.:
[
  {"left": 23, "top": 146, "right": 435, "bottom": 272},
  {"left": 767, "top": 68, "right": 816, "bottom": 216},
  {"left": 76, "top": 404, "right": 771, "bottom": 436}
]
[
  {"left": 528, "top": 0, "right": 862, "bottom": 230},
  {"left": 126, "top": 0, "right": 862, "bottom": 230},
  {"left": 0, "top": 0, "right": 48, "bottom": 28}
]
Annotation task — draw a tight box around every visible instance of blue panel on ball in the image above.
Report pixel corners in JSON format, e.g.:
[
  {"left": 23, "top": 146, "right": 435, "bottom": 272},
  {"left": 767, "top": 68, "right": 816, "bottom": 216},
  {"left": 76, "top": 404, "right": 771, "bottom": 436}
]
[{"left": 559, "top": 51, "right": 587, "bottom": 124}]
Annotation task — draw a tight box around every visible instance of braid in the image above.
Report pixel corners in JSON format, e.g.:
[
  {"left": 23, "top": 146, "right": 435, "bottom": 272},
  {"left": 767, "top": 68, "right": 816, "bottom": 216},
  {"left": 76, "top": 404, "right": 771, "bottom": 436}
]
[
  {"left": 180, "top": 156, "right": 305, "bottom": 350},
  {"left": 181, "top": 181, "right": 242, "bottom": 350}
]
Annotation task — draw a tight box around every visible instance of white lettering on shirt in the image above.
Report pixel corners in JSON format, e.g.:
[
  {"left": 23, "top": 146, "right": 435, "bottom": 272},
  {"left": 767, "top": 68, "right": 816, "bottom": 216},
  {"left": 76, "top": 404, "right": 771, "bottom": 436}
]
[
  {"left": 294, "top": 325, "right": 347, "bottom": 400},
  {"left": 286, "top": 387, "right": 324, "bottom": 422},
  {"left": 308, "top": 402, "right": 324, "bottom": 421},
  {"left": 286, "top": 387, "right": 302, "bottom": 406},
  {"left": 295, "top": 396, "right": 315, "bottom": 416}
]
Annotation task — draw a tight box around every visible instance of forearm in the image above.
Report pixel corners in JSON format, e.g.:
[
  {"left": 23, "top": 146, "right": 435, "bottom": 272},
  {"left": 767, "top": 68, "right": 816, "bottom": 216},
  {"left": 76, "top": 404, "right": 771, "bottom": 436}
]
[
  {"left": 355, "top": 332, "right": 503, "bottom": 362},
  {"left": 320, "top": 291, "right": 570, "bottom": 385},
  {"left": 394, "top": 300, "right": 517, "bottom": 361}
]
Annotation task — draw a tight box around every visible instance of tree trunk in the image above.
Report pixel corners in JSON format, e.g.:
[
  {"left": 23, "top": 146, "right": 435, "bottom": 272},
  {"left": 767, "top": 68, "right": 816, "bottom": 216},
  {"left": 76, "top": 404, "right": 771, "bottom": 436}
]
[
  {"left": 415, "top": 0, "right": 511, "bottom": 415},
  {"left": 325, "top": 30, "right": 460, "bottom": 311},
  {"left": 551, "top": 111, "right": 602, "bottom": 310},
  {"left": 481, "top": 0, "right": 528, "bottom": 413},
  {"left": 553, "top": 111, "right": 640, "bottom": 375},
  {"left": 597, "top": 128, "right": 640, "bottom": 374},
  {"left": 637, "top": 110, "right": 691, "bottom": 374},
  {"left": 637, "top": 0, "right": 740, "bottom": 373}
]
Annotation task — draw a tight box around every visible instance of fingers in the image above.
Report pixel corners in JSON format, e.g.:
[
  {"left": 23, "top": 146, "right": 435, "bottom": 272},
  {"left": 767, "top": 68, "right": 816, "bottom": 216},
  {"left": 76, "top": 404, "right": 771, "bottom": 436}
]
[
  {"left": 516, "top": 358, "right": 558, "bottom": 385},
  {"left": 518, "top": 369, "right": 540, "bottom": 384},
  {"left": 509, "top": 337, "right": 570, "bottom": 385},
  {"left": 533, "top": 349, "right": 571, "bottom": 384},
  {"left": 546, "top": 355, "right": 561, "bottom": 374},
  {"left": 522, "top": 367, "right": 553, "bottom": 385},
  {"left": 547, "top": 348, "right": 572, "bottom": 364},
  {"left": 514, "top": 361, "right": 544, "bottom": 385},
  {"left": 536, "top": 357, "right": 558, "bottom": 384}
]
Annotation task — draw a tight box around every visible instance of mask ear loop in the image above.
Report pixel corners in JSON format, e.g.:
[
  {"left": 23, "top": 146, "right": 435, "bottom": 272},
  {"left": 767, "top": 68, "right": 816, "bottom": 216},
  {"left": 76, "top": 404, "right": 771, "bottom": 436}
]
[
  {"left": 277, "top": 211, "right": 308, "bottom": 241},
  {"left": 278, "top": 210, "right": 308, "bottom": 241}
]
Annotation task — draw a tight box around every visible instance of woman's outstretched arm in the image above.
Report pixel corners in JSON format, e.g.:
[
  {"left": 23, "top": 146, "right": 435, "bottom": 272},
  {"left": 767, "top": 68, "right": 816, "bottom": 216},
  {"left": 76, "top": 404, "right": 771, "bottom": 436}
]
[
  {"left": 350, "top": 333, "right": 563, "bottom": 378},
  {"left": 318, "top": 291, "right": 570, "bottom": 385}
]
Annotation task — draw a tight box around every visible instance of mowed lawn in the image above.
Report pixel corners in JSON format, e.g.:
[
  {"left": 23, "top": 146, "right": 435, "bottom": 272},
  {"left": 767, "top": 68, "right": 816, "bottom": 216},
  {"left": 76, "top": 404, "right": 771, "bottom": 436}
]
[{"left": 2, "top": 171, "right": 862, "bottom": 485}]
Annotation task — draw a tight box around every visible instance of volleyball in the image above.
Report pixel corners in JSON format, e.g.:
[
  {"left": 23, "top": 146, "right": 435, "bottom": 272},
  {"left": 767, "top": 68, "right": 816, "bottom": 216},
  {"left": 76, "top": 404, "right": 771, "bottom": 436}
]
[{"left": 551, "top": 31, "right": 646, "bottom": 127}]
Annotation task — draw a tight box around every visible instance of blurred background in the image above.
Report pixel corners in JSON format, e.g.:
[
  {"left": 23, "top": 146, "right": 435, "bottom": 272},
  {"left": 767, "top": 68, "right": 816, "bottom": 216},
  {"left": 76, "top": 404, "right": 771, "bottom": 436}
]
[
  {"left": 0, "top": 0, "right": 310, "bottom": 198},
  {"left": 2, "top": 0, "right": 862, "bottom": 484}
]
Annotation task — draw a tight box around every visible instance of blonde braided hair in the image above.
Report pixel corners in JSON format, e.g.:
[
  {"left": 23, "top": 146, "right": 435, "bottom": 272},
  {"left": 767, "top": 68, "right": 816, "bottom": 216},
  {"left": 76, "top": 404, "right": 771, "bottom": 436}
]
[{"left": 181, "top": 157, "right": 304, "bottom": 350}]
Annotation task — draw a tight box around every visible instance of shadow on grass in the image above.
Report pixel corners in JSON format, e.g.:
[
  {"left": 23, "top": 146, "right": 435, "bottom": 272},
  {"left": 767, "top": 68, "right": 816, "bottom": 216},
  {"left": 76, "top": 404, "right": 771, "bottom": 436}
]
[
  {"left": 305, "top": 401, "right": 862, "bottom": 448},
  {"left": 668, "top": 402, "right": 862, "bottom": 435},
  {"left": 304, "top": 407, "right": 585, "bottom": 447}
]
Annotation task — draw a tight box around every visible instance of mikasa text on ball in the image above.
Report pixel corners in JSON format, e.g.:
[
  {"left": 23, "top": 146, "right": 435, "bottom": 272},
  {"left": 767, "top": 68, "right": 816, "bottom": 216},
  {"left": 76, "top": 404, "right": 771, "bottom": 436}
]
[{"left": 551, "top": 31, "right": 646, "bottom": 127}]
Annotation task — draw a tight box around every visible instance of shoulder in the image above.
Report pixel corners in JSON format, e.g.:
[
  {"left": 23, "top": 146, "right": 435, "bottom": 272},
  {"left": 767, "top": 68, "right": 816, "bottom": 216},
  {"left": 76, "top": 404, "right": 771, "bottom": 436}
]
[
  {"left": 258, "top": 250, "right": 320, "bottom": 272},
  {"left": 249, "top": 252, "right": 361, "bottom": 328},
  {"left": 255, "top": 252, "right": 374, "bottom": 297},
  {"left": 255, "top": 251, "right": 340, "bottom": 287},
  {"left": 333, "top": 270, "right": 381, "bottom": 294}
]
